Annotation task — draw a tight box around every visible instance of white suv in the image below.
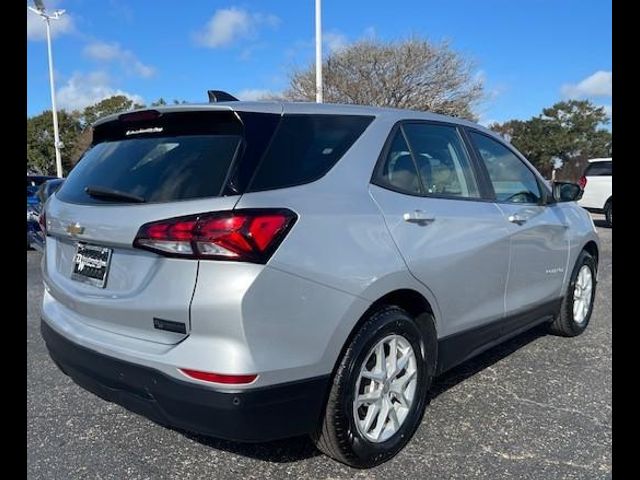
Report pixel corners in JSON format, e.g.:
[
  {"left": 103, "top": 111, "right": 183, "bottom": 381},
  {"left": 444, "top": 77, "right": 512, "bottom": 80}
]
[{"left": 579, "top": 158, "right": 612, "bottom": 227}]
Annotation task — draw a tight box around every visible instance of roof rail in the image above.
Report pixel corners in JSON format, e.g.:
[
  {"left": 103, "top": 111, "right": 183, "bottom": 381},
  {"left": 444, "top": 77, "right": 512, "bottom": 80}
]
[{"left": 207, "top": 90, "right": 239, "bottom": 103}]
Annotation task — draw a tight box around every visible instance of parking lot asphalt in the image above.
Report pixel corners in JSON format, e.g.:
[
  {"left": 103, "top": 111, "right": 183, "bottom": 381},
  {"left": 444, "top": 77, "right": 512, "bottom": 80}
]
[{"left": 27, "top": 217, "right": 612, "bottom": 480}]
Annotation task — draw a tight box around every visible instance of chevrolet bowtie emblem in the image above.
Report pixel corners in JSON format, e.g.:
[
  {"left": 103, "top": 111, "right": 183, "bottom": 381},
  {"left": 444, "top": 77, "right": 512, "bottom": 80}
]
[{"left": 66, "top": 223, "right": 85, "bottom": 236}]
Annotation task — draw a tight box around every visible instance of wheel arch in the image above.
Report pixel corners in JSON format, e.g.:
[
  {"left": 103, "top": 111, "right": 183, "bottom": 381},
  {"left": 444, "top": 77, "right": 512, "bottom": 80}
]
[
  {"left": 583, "top": 240, "right": 599, "bottom": 270},
  {"left": 329, "top": 288, "right": 440, "bottom": 383}
]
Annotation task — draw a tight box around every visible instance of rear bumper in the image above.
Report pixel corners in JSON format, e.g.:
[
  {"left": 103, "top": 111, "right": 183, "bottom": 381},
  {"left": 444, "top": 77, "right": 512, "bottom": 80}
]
[{"left": 41, "top": 320, "right": 330, "bottom": 442}]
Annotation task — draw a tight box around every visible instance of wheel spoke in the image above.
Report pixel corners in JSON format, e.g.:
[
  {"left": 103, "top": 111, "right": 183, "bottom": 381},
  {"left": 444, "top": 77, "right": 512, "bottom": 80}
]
[
  {"left": 371, "top": 398, "right": 390, "bottom": 440},
  {"left": 388, "top": 337, "right": 398, "bottom": 377},
  {"left": 388, "top": 402, "right": 400, "bottom": 429},
  {"left": 393, "top": 351, "right": 411, "bottom": 378},
  {"left": 357, "top": 390, "right": 381, "bottom": 405},
  {"left": 361, "top": 369, "right": 385, "bottom": 383},
  {"left": 391, "top": 388, "right": 410, "bottom": 408},
  {"left": 361, "top": 401, "right": 381, "bottom": 432},
  {"left": 375, "top": 342, "right": 386, "bottom": 377},
  {"left": 391, "top": 369, "right": 416, "bottom": 400}
]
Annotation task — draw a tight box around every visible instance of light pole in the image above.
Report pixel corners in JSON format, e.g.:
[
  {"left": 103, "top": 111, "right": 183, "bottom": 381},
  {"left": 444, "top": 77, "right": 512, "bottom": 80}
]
[
  {"left": 28, "top": 1, "right": 65, "bottom": 178},
  {"left": 315, "top": 0, "right": 323, "bottom": 103}
]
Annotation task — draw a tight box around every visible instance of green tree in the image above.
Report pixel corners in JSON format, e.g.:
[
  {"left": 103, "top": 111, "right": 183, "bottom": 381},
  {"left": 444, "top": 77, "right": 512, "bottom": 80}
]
[
  {"left": 70, "top": 95, "right": 147, "bottom": 166},
  {"left": 82, "top": 95, "right": 144, "bottom": 126},
  {"left": 27, "top": 110, "right": 82, "bottom": 175},
  {"left": 491, "top": 100, "right": 611, "bottom": 179},
  {"left": 280, "top": 37, "right": 484, "bottom": 120}
]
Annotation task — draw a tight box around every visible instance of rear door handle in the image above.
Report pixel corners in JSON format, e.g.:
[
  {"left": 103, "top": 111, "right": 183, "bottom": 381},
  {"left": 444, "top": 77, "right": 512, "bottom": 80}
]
[
  {"left": 403, "top": 210, "right": 435, "bottom": 224},
  {"left": 508, "top": 214, "right": 527, "bottom": 225}
]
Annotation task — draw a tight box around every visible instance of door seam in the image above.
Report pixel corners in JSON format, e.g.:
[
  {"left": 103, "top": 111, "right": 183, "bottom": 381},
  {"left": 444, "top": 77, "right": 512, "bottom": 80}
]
[{"left": 492, "top": 202, "right": 511, "bottom": 318}]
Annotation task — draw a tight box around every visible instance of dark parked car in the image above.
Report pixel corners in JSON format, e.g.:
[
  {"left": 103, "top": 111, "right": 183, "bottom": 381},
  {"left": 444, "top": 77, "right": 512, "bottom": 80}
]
[
  {"left": 28, "top": 178, "right": 64, "bottom": 251},
  {"left": 27, "top": 185, "right": 41, "bottom": 248}
]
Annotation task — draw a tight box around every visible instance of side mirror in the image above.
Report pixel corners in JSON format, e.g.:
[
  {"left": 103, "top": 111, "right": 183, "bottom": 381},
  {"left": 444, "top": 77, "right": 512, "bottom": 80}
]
[{"left": 552, "top": 181, "right": 583, "bottom": 203}]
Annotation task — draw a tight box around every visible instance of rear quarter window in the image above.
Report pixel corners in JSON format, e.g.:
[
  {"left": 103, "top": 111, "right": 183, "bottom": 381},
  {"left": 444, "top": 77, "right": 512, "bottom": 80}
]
[{"left": 247, "top": 114, "right": 373, "bottom": 192}]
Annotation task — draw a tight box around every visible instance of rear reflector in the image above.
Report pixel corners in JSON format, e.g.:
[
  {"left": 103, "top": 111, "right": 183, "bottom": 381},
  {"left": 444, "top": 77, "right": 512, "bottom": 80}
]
[
  {"left": 179, "top": 368, "right": 258, "bottom": 385},
  {"left": 133, "top": 209, "right": 297, "bottom": 263}
]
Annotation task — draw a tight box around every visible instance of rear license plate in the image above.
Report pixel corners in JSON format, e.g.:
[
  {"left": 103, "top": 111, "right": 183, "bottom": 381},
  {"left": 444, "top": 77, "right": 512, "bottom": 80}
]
[{"left": 71, "top": 243, "right": 113, "bottom": 288}]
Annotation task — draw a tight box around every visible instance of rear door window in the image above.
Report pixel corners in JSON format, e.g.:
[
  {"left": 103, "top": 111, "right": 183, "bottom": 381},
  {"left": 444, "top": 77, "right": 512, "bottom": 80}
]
[
  {"left": 247, "top": 114, "right": 373, "bottom": 192},
  {"left": 402, "top": 123, "right": 480, "bottom": 198},
  {"left": 584, "top": 161, "right": 612, "bottom": 176}
]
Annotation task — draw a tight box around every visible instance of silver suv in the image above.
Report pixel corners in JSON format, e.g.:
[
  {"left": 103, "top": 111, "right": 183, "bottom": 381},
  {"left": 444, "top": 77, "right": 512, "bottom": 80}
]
[{"left": 40, "top": 101, "right": 599, "bottom": 468}]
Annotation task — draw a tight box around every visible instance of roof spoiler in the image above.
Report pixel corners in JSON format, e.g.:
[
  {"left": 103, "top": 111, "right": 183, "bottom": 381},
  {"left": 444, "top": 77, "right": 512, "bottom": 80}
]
[{"left": 207, "top": 90, "right": 239, "bottom": 103}]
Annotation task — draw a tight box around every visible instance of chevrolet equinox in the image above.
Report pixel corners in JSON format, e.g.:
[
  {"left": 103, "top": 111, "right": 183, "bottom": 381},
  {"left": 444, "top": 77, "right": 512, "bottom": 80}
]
[{"left": 40, "top": 100, "right": 599, "bottom": 467}]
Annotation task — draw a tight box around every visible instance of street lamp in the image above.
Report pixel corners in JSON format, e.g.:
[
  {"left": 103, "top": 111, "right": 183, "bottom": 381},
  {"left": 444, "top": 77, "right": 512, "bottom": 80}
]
[
  {"left": 28, "top": 0, "right": 65, "bottom": 178},
  {"left": 315, "top": 0, "right": 323, "bottom": 103}
]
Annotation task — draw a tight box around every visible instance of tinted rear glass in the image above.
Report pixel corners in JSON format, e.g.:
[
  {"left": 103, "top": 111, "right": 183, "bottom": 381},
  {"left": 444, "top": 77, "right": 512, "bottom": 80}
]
[
  {"left": 247, "top": 114, "right": 373, "bottom": 192},
  {"left": 57, "top": 136, "right": 240, "bottom": 204},
  {"left": 57, "top": 110, "right": 249, "bottom": 205},
  {"left": 584, "top": 161, "right": 612, "bottom": 176}
]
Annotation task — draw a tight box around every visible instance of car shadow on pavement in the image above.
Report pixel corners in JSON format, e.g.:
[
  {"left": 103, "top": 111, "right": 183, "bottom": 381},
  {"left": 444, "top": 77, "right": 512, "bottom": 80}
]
[
  {"left": 428, "top": 323, "right": 548, "bottom": 399},
  {"left": 177, "top": 431, "right": 322, "bottom": 463},
  {"left": 172, "top": 324, "right": 549, "bottom": 464}
]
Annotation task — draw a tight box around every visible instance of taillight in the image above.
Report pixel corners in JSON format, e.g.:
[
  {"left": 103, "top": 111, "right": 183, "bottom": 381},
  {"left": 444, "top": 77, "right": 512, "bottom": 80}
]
[
  {"left": 133, "top": 209, "right": 297, "bottom": 263},
  {"left": 578, "top": 175, "right": 587, "bottom": 189},
  {"left": 39, "top": 210, "right": 46, "bottom": 235}
]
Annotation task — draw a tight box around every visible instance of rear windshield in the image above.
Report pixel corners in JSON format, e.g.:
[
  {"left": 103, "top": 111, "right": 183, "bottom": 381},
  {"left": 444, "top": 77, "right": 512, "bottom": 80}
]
[
  {"left": 58, "top": 110, "right": 247, "bottom": 205},
  {"left": 57, "top": 111, "right": 373, "bottom": 204},
  {"left": 58, "top": 135, "right": 241, "bottom": 204},
  {"left": 584, "top": 161, "right": 612, "bottom": 176}
]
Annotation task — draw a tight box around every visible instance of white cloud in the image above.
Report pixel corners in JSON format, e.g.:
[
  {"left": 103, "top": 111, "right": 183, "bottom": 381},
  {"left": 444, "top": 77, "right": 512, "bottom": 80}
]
[
  {"left": 27, "top": 9, "right": 74, "bottom": 41},
  {"left": 324, "top": 31, "right": 348, "bottom": 53},
  {"left": 236, "top": 89, "right": 273, "bottom": 101},
  {"left": 561, "top": 70, "right": 612, "bottom": 98},
  {"left": 195, "top": 8, "right": 280, "bottom": 48},
  {"left": 57, "top": 71, "right": 144, "bottom": 111},
  {"left": 83, "top": 42, "right": 120, "bottom": 61},
  {"left": 84, "top": 41, "right": 155, "bottom": 78}
]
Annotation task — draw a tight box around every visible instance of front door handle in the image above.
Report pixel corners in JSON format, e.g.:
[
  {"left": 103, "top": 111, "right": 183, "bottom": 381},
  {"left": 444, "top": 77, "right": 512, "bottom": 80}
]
[
  {"left": 403, "top": 210, "right": 435, "bottom": 225},
  {"left": 508, "top": 214, "right": 527, "bottom": 225}
]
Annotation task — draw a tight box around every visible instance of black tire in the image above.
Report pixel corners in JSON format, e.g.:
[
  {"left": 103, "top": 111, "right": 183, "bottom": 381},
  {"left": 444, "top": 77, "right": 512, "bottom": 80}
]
[
  {"left": 312, "top": 306, "right": 436, "bottom": 468},
  {"left": 604, "top": 200, "right": 612, "bottom": 227},
  {"left": 549, "top": 250, "right": 597, "bottom": 337}
]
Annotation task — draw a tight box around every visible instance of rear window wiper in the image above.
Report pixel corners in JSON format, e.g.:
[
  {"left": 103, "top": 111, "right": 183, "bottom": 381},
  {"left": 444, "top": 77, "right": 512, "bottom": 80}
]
[{"left": 85, "top": 185, "right": 146, "bottom": 203}]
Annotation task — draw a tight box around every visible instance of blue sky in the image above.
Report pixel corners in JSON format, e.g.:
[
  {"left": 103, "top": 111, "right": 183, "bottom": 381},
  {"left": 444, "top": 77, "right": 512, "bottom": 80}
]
[{"left": 27, "top": 0, "right": 612, "bottom": 126}]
